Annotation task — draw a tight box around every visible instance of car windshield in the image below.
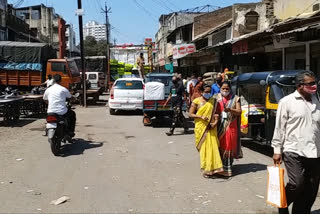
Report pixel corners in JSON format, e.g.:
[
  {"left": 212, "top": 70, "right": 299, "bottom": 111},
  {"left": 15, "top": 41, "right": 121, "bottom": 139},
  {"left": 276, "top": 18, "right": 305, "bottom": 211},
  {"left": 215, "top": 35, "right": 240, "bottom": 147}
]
[
  {"left": 88, "top": 74, "right": 97, "bottom": 80},
  {"left": 115, "top": 80, "right": 143, "bottom": 89},
  {"left": 145, "top": 76, "right": 171, "bottom": 86}
]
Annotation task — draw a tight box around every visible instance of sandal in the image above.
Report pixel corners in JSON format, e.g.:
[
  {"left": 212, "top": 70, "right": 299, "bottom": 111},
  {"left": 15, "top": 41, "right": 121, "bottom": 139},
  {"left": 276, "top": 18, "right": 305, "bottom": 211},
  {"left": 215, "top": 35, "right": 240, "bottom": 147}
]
[{"left": 202, "top": 174, "right": 211, "bottom": 179}]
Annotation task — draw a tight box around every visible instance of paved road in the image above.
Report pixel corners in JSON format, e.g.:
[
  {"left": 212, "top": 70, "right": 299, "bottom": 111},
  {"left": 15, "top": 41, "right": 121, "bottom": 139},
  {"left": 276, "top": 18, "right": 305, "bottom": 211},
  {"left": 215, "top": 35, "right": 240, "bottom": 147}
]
[{"left": 1, "top": 101, "right": 320, "bottom": 213}]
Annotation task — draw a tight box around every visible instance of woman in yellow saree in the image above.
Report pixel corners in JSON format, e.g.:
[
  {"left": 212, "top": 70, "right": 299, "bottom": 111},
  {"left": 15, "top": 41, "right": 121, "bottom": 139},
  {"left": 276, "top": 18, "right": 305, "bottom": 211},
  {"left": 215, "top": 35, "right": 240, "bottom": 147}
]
[{"left": 189, "top": 85, "right": 223, "bottom": 178}]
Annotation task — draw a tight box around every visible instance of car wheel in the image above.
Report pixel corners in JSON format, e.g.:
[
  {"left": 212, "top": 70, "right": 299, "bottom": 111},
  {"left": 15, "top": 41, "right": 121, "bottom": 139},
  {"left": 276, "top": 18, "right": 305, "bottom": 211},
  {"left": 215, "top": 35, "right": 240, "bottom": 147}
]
[{"left": 109, "top": 108, "right": 116, "bottom": 115}]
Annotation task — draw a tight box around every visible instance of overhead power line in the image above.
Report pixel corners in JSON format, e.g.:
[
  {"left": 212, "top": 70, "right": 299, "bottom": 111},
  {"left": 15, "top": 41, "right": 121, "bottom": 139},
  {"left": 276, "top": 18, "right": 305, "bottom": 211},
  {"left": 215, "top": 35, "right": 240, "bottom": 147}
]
[
  {"left": 132, "top": 0, "right": 158, "bottom": 22},
  {"left": 163, "top": 0, "right": 180, "bottom": 10},
  {"left": 178, "top": 5, "right": 221, "bottom": 13},
  {"left": 151, "top": 0, "right": 174, "bottom": 12}
]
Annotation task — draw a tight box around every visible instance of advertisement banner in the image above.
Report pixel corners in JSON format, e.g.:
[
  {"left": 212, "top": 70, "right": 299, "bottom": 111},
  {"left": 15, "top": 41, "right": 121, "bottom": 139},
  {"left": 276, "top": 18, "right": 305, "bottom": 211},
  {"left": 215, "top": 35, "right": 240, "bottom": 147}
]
[{"left": 173, "top": 44, "right": 196, "bottom": 59}]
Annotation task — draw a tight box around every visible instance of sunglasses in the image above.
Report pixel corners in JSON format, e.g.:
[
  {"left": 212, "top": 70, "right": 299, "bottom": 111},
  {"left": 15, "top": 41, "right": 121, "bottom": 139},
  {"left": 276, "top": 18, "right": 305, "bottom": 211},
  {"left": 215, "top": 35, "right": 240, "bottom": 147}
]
[{"left": 303, "top": 81, "right": 317, "bottom": 86}]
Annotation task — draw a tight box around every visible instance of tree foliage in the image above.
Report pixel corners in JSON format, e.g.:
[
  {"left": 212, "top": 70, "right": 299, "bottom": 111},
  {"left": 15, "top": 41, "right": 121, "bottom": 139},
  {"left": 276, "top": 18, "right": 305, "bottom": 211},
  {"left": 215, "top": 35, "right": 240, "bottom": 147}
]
[{"left": 84, "top": 36, "right": 108, "bottom": 56}]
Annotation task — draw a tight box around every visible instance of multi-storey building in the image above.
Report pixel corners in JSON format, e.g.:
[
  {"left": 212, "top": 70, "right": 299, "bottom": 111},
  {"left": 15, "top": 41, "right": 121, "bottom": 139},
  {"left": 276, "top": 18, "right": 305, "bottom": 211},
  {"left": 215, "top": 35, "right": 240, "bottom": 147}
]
[
  {"left": 0, "top": 0, "right": 7, "bottom": 40},
  {"left": 66, "top": 24, "right": 79, "bottom": 55},
  {"left": 15, "top": 4, "right": 61, "bottom": 45},
  {"left": 84, "top": 21, "right": 106, "bottom": 41}
]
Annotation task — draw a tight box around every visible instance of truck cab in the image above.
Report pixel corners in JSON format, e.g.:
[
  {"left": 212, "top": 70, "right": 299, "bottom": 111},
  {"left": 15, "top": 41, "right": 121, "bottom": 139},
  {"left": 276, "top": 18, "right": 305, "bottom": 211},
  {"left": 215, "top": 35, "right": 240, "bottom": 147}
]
[{"left": 46, "top": 59, "right": 81, "bottom": 89}]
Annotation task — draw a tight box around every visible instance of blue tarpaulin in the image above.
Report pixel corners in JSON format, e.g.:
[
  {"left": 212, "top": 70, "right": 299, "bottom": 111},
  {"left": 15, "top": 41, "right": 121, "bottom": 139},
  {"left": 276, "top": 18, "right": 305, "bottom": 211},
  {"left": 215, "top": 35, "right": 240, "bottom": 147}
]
[{"left": 0, "top": 63, "right": 42, "bottom": 71}]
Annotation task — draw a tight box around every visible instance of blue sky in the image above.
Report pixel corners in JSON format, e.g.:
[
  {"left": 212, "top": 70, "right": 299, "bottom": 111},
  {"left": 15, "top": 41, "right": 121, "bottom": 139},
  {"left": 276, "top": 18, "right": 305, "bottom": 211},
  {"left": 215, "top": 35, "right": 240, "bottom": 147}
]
[{"left": 8, "top": 0, "right": 259, "bottom": 44}]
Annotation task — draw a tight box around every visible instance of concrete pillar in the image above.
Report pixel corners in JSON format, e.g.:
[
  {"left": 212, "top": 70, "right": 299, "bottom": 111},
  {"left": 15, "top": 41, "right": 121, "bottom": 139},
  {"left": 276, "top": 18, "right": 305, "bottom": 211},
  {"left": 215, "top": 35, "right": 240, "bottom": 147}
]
[
  {"left": 306, "top": 42, "right": 310, "bottom": 71},
  {"left": 282, "top": 48, "right": 286, "bottom": 70}
]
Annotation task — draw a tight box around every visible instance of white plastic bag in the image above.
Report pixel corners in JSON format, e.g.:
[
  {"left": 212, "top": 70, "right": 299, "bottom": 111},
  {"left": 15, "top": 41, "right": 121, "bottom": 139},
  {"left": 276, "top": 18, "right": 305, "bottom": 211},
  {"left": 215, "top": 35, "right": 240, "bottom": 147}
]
[{"left": 266, "top": 165, "right": 287, "bottom": 208}]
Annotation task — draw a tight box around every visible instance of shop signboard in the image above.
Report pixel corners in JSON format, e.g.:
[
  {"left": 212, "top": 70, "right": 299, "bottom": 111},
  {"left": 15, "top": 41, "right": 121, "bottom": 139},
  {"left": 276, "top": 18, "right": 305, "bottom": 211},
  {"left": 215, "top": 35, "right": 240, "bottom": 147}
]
[
  {"left": 173, "top": 43, "right": 196, "bottom": 59},
  {"left": 232, "top": 40, "right": 248, "bottom": 55}
]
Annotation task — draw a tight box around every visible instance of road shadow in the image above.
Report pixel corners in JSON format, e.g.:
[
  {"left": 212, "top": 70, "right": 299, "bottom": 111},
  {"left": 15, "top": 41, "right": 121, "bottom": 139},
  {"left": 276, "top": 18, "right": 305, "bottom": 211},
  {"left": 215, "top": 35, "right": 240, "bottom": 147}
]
[
  {"left": 112, "top": 110, "right": 143, "bottom": 116},
  {"left": 87, "top": 100, "right": 107, "bottom": 106},
  {"left": 232, "top": 163, "right": 267, "bottom": 176},
  {"left": 60, "top": 138, "right": 104, "bottom": 157},
  {"left": 152, "top": 117, "right": 195, "bottom": 129},
  {"left": 0, "top": 118, "right": 37, "bottom": 127},
  {"left": 241, "top": 140, "right": 273, "bottom": 158},
  {"left": 312, "top": 209, "right": 320, "bottom": 214}
]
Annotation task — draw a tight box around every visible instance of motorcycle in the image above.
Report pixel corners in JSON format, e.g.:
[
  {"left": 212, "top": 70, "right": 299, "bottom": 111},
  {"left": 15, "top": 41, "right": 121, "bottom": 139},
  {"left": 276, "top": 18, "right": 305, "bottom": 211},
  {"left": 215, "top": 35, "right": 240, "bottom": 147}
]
[
  {"left": 46, "top": 93, "right": 79, "bottom": 156},
  {"left": 31, "top": 86, "right": 46, "bottom": 95},
  {"left": 0, "top": 86, "right": 19, "bottom": 99}
]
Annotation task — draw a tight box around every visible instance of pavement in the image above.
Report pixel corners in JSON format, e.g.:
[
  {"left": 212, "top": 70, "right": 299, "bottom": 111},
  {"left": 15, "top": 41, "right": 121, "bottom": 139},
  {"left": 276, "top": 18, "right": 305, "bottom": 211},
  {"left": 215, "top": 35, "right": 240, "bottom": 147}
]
[{"left": 1, "top": 98, "right": 320, "bottom": 213}]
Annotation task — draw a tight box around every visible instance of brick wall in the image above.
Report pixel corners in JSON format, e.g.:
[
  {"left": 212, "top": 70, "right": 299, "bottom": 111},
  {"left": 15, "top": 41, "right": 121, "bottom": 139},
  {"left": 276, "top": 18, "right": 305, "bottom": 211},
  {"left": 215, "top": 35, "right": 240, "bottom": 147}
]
[{"left": 193, "top": 6, "right": 232, "bottom": 38}]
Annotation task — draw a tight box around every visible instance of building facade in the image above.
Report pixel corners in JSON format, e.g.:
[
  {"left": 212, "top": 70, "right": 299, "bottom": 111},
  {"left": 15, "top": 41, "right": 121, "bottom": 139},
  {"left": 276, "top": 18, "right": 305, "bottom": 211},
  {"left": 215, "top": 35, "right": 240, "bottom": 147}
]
[
  {"left": 0, "top": 0, "right": 6, "bottom": 40},
  {"left": 66, "top": 24, "right": 79, "bottom": 55},
  {"left": 84, "top": 21, "right": 106, "bottom": 41},
  {"left": 15, "top": 4, "right": 61, "bottom": 45},
  {"left": 155, "top": 12, "right": 202, "bottom": 72}
]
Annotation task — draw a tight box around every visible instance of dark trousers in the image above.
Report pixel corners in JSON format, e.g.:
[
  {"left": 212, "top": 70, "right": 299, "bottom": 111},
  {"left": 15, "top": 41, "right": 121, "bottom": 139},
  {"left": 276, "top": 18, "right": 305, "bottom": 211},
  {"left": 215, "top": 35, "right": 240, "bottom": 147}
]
[
  {"left": 279, "top": 152, "right": 320, "bottom": 214},
  {"left": 169, "top": 106, "right": 187, "bottom": 133},
  {"left": 65, "top": 109, "right": 76, "bottom": 133}
]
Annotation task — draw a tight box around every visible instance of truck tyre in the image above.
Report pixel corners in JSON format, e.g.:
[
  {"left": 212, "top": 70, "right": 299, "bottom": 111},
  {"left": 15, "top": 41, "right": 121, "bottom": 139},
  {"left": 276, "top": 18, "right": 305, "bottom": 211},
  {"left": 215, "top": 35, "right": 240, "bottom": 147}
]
[{"left": 109, "top": 108, "right": 116, "bottom": 115}]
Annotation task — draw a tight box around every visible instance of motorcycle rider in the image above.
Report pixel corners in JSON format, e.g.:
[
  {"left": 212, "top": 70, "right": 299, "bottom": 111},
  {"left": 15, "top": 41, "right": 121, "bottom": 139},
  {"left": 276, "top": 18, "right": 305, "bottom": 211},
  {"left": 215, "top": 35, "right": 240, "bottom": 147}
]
[
  {"left": 43, "top": 74, "right": 76, "bottom": 137},
  {"left": 41, "top": 74, "right": 54, "bottom": 88}
]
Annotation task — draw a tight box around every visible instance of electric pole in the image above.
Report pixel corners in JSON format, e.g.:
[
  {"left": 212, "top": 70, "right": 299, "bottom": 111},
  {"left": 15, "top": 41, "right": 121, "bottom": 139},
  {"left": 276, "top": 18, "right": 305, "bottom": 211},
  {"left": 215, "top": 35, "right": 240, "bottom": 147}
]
[
  {"left": 102, "top": 2, "right": 111, "bottom": 91},
  {"left": 76, "top": 0, "right": 86, "bottom": 107}
]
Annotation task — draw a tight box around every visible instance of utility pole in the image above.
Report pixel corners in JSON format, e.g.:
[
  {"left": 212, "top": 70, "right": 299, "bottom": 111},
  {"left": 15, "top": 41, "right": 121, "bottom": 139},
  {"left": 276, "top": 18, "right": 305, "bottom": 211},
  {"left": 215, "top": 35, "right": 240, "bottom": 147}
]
[
  {"left": 76, "top": 0, "right": 86, "bottom": 107},
  {"left": 102, "top": 2, "right": 111, "bottom": 91}
]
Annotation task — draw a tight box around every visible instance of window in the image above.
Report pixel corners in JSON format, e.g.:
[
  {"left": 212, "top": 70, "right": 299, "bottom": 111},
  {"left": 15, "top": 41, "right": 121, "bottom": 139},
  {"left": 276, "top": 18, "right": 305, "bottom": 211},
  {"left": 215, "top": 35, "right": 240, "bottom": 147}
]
[
  {"left": 145, "top": 76, "right": 171, "bottom": 86},
  {"left": 51, "top": 62, "right": 67, "bottom": 74},
  {"left": 98, "top": 73, "right": 105, "bottom": 79},
  {"left": 88, "top": 74, "right": 97, "bottom": 80},
  {"left": 115, "top": 80, "right": 143, "bottom": 89},
  {"left": 244, "top": 11, "right": 259, "bottom": 34}
]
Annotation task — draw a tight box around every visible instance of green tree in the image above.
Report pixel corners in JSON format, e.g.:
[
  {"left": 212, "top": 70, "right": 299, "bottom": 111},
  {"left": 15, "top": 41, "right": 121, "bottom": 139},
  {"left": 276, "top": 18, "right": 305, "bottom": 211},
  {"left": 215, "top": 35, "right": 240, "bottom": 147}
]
[
  {"left": 84, "top": 36, "right": 98, "bottom": 56},
  {"left": 96, "top": 40, "right": 108, "bottom": 56},
  {"left": 84, "top": 36, "right": 108, "bottom": 57}
]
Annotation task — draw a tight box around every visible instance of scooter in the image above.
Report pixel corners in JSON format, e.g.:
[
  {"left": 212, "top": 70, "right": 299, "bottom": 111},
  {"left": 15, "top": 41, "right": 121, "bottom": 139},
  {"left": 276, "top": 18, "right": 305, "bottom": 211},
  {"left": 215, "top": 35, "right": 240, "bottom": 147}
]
[{"left": 46, "top": 93, "right": 79, "bottom": 156}]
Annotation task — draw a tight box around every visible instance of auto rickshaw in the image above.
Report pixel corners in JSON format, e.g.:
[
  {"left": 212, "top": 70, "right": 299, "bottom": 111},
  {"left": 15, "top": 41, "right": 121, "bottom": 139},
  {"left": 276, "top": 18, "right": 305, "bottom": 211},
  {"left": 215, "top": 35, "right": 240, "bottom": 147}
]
[{"left": 231, "top": 70, "right": 304, "bottom": 146}]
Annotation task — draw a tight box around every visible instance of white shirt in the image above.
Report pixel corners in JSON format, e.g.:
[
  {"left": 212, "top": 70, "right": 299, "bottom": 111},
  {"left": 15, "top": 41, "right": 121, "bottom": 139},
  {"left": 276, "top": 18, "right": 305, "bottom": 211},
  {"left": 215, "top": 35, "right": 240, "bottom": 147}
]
[
  {"left": 272, "top": 90, "right": 320, "bottom": 158},
  {"left": 43, "top": 83, "right": 72, "bottom": 115},
  {"left": 187, "top": 79, "right": 198, "bottom": 93},
  {"left": 45, "top": 79, "right": 54, "bottom": 88}
]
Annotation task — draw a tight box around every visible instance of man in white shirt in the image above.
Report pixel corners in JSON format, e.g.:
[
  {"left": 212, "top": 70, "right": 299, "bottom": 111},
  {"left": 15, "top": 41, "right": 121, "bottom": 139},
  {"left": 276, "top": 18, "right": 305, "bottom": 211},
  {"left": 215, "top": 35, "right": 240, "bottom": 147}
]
[
  {"left": 43, "top": 74, "right": 76, "bottom": 136},
  {"left": 272, "top": 70, "right": 320, "bottom": 214},
  {"left": 187, "top": 74, "right": 198, "bottom": 94},
  {"left": 41, "top": 75, "right": 54, "bottom": 88}
]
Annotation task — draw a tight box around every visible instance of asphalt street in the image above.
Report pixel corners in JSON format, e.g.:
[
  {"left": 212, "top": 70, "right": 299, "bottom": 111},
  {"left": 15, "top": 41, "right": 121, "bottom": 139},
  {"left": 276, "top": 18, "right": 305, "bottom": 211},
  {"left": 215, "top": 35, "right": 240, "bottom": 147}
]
[{"left": 1, "top": 100, "right": 320, "bottom": 213}]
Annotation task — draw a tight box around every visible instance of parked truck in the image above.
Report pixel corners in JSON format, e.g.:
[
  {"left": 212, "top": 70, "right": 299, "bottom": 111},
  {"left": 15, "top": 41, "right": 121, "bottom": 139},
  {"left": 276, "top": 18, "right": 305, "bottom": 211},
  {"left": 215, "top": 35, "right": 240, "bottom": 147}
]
[{"left": 0, "top": 41, "right": 81, "bottom": 90}]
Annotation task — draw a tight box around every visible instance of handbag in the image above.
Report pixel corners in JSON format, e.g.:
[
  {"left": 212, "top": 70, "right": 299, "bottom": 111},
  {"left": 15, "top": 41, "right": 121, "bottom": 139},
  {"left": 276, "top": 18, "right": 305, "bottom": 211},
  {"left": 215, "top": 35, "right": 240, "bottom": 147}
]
[{"left": 266, "top": 164, "right": 287, "bottom": 208}]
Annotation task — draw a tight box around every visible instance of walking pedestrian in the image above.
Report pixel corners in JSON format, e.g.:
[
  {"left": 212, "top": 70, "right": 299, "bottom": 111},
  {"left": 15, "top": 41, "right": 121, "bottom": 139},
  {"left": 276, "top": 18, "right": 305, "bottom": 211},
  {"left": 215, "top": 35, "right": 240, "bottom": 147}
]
[
  {"left": 216, "top": 81, "right": 242, "bottom": 177},
  {"left": 136, "top": 53, "right": 145, "bottom": 79},
  {"left": 272, "top": 70, "right": 320, "bottom": 214},
  {"left": 164, "top": 76, "right": 188, "bottom": 136},
  {"left": 191, "top": 76, "right": 204, "bottom": 102},
  {"left": 187, "top": 74, "right": 198, "bottom": 104},
  {"left": 189, "top": 84, "right": 223, "bottom": 178},
  {"left": 211, "top": 73, "right": 223, "bottom": 96}
]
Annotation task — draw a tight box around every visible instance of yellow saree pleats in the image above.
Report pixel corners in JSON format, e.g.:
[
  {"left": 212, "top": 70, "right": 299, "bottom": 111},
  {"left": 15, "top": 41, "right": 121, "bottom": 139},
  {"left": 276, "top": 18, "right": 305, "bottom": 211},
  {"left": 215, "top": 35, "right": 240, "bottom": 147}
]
[{"left": 193, "top": 98, "right": 223, "bottom": 175}]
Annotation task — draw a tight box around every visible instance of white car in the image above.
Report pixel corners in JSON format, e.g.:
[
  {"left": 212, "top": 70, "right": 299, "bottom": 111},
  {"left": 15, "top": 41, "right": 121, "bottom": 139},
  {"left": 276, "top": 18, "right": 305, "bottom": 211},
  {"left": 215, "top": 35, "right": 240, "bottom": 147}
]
[{"left": 108, "top": 78, "right": 144, "bottom": 115}]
